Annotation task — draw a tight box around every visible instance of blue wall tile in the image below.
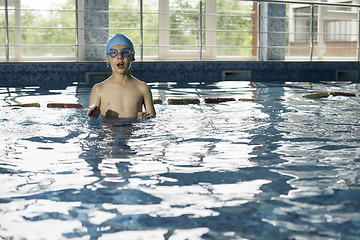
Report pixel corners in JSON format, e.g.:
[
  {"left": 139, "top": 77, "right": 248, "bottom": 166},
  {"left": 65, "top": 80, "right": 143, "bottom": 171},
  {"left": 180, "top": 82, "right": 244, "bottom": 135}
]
[{"left": 1, "top": 61, "right": 359, "bottom": 88}]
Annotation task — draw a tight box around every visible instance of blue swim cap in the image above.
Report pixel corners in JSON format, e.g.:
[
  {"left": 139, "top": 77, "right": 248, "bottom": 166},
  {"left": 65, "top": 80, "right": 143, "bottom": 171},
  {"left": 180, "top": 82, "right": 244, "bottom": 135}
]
[{"left": 106, "top": 34, "right": 135, "bottom": 55}]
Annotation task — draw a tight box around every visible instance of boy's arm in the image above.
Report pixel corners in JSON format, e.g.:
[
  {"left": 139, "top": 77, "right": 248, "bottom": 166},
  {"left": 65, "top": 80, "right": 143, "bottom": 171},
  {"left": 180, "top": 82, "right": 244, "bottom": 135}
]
[
  {"left": 87, "top": 84, "right": 101, "bottom": 119},
  {"left": 140, "top": 84, "right": 156, "bottom": 119}
]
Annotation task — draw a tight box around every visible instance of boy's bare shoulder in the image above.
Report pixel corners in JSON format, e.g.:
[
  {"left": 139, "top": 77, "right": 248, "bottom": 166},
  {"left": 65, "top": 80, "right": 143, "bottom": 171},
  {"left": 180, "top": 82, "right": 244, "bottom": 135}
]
[
  {"left": 92, "top": 77, "right": 111, "bottom": 90},
  {"left": 133, "top": 77, "right": 151, "bottom": 90}
]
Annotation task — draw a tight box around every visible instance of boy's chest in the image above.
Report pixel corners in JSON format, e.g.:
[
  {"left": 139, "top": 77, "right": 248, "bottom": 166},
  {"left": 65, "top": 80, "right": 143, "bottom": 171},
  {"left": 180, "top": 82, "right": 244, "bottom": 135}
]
[{"left": 101, "top": 85, "right": 143, "bottom": 107}]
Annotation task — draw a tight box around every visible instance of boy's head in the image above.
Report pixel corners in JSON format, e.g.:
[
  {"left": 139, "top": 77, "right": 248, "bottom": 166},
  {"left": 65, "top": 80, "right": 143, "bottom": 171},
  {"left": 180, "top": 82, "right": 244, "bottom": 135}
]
[{"left": 106, "top": 34, "right": 135, "bottom": 56}]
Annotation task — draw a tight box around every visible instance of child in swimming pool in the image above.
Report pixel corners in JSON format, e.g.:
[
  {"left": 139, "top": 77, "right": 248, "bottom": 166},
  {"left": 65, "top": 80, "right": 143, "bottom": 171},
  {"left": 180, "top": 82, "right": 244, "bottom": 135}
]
[{"left": 87, "top": 34, "right": 156, "bottom": 119}]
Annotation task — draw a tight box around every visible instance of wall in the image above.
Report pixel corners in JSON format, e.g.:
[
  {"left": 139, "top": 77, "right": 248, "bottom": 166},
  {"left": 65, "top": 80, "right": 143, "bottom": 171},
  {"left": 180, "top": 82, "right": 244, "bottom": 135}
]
[
  {"left": 82, "top": 0, "right": 109, "bottom": 61},
  {"left": 0, "top": 61, "right": 359, "bottom": 88},
  {"left": 260, "top": 3, "right": 287, "bottom": 61}
]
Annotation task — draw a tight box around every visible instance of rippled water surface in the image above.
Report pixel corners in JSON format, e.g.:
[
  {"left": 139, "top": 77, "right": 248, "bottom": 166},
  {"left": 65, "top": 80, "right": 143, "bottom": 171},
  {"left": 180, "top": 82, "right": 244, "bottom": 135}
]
[{"left": 1, "top": 81, "right": 360, "bottom": 239}]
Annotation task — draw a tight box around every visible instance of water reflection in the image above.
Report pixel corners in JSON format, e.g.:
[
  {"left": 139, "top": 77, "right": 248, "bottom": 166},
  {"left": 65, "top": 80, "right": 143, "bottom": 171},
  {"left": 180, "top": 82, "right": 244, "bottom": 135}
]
[
  {"left": 74, "top": 81, "right": 291, "bottom": 238},
  {"left": 3, "top": 81, "right": 360, "bottom": 239},
  {"left": 0, "top": 82, "right": 290, "bottom": 239},
  {"left": 78, "top": 117, "right": 140, "bottom": 187}
]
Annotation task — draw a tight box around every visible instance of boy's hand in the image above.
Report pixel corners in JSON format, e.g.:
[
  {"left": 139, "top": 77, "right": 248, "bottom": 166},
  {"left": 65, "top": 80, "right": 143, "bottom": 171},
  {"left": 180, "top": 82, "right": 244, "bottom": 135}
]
[
  {"left": 137, "top": 111, "right": 151, "bottom": 119},
  {"left": 87, "top": 105, "right": 100, "bottom": 119}
]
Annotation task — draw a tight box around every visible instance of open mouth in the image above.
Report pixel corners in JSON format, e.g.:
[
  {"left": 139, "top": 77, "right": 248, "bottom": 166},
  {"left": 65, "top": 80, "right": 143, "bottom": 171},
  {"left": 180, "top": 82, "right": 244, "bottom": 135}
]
[{"left": 117, "top": 62, "right": 124, "bottom": 68}]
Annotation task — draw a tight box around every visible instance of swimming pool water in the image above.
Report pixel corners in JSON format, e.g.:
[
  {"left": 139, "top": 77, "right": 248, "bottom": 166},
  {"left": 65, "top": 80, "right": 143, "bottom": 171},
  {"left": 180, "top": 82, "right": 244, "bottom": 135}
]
[{"left": 1, "top": 81, "right": 360, "bottom": 239}]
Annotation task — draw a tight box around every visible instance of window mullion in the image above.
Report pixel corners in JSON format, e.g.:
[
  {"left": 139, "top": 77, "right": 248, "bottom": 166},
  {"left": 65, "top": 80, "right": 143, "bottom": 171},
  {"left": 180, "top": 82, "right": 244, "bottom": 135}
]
[
  {"left": 204, "top": 0, "right": 216, "bottom": 59},
  {"left": 4, "top": 0, "right": 9, "bottom": 61},
  {"left": 158, "top": 0, "right": 169, "bottom": 59},
  {"left": 15, "top": 0, "right": 21, "bottom": 60}
]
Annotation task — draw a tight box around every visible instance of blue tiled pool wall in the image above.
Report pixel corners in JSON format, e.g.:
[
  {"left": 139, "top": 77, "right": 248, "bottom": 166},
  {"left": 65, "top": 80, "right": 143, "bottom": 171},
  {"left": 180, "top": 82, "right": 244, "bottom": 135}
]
[{"left": 0, "top": 61, "right": 359, "bottom": 88}]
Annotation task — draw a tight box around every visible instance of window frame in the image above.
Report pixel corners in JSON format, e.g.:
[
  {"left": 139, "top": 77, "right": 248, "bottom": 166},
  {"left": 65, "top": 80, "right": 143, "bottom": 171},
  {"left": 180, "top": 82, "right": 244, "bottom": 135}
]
[
  {"left": 1, "top": 0, "right": 78, "bottom": 62},
  {"left": 290, "top": 0, "right": 357, "bottom": 44},
  {"left": 157, "top": 0, "right": 216, "bottom": 60},
  {"left": 1, "top": 0, "right": 360, "bottom": 62}
]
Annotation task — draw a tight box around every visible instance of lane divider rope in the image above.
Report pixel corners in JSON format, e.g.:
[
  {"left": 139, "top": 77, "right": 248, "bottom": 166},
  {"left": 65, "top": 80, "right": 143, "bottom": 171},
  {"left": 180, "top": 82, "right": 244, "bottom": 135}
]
[
  {"left": 47, "top": 103, "right": 83, "bottom": 108},
  {"left": 3, "top": 103, "right": 40, "bottom": 107},
  {"left": 2, "top": 91, "right": 358, "bottom": 108},
  {"left": 168, "top": 98, "right": 201, "bottom": 104}
]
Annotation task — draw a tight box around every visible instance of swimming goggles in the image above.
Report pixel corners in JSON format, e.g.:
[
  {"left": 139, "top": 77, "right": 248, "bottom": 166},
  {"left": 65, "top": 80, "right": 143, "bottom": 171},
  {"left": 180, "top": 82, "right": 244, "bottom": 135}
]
[{"left": 107, "top": 48, "right": 135, "bottom": 58}]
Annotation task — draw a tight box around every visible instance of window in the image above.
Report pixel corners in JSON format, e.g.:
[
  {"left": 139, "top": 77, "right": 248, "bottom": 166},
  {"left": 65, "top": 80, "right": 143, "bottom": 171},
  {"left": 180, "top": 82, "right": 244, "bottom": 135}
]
[
  {"left": 292, "top": 1, "right": 356, "bottom": 43},
  {"left": 324, "top": 3, "right": 356, "bottom": 42},
  {"left": 216, "top": 0, "right": 254, "bottom": 58},
  {"left": 1, "top": 0, "right": 360, "bottom": 62},
  {"left": 325, "top": 20, "right": 352, "bottom": 41},
  {"left": 158, "top": 0, "right": 205, "bottom": 60},
  {"left": 1, "top": 0, "right": 76, "bottom": 61},
  {"left": 158, "top": 0, "right": 256, "bottom": 60},
  {"left": 294, "top": 6, "right": 318, "bottom": 42},
  {"left": 108, "top": 0, "right": 159, "bottom": 59}
]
